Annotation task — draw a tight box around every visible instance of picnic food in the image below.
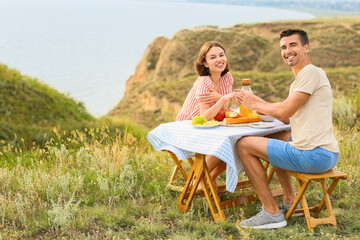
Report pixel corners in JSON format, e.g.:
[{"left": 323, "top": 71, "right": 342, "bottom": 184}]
[
  {"left": 227, "top": 111, "right": 239, "bottom": 118},
  {"left": 224, "top": 113, "right": 261, "bottom": 124},
  {"left": 192, "top": 115, "right": 207, "bottom": 125},
  {"left": 214, "top": 109, "right": 226, "bottom": 121},
  {"left": 196, "top": 120, "right": 219, "bottom": 127}
]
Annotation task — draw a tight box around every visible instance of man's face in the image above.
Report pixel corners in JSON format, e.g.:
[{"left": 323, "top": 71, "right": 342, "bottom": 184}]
[{"left": 280, "top": 34, "right": 309, "bottom": 67}]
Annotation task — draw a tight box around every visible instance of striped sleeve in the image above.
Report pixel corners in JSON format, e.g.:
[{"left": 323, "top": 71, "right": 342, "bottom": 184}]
[
  {"left": 218, "top": 72, "right": 234, "bottom": 95},
  {"left": 226, "top": 72, "right": 234, "bottom": 94},
  {"left": 195, "top": 76, "right": 212, "bottom": 101}
]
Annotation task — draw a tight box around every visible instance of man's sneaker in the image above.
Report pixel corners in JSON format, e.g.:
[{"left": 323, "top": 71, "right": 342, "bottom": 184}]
[
  {"left": 236, "top": 206, "right": 287, "bottom": 229},
  {"left": 282, "top": 202, "right": 303, "bottom": 217}
]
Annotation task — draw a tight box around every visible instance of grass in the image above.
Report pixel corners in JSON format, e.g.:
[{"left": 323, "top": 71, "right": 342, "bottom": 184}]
[{"left": 0, "top": 91, "right": 359, "bottom": 239}]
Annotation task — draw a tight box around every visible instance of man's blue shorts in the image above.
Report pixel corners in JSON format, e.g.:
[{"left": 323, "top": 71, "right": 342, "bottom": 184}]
[{"left": 267, "top": 136, "right": 338, "bottom": 173}]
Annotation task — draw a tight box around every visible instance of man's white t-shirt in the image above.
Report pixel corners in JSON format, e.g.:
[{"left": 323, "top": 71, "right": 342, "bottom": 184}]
[{"left": 289, "top": 64, "right": 339, "bottom": 153}]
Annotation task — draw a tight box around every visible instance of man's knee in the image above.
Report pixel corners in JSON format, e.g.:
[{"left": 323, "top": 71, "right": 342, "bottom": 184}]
[
  {"left": 237, "top": 137, "right": 249, "bottom": 149},
  {"left": 237, "top": 136, "right": 269, "bottom": 161},
  {"left": 236, "top": 137, "right": 256, "bottom": 157}
]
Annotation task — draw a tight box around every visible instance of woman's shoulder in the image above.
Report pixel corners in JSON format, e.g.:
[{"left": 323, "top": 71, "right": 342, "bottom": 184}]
[
  {"left": 197, "top": 75, "right": 212, "bottom": 87},
  {"left": 224, "top": 71, "right": 233, "bottom": 77},
  {"left": 198, "top": 75, "right": 211, "bottom": 82},
  {"left": 221, "top": 72, "right": 233, "bottom": 84}
]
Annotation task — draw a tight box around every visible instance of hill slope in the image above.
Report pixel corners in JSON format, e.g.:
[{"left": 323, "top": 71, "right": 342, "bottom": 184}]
[
  {"left": 0, "top": 63, "right": 95, "bottom": 144},
  {"left": 109, "top": 18, "right": 360, "bottom": 128}
]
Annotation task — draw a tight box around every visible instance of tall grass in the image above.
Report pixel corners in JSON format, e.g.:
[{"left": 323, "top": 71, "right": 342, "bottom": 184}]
[
  {"left": 333, "top": 89, "right": 360, "bottom": 130},
  {"left": 0, "top": 92, "right": 359, "bottom": 239}
]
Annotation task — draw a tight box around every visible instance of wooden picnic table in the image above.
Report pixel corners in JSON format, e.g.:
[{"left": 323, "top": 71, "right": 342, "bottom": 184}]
[{"left": 148, "top": 120, "right": 291, "bottom": 221}]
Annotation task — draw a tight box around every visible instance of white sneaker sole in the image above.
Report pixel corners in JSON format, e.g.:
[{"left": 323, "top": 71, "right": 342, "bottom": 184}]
[
  {"left": 290, "top": 212, "right": 304, "bottom": 217},
  {"left": 236, "top": 220, "right": 287, "bottom": 230}
]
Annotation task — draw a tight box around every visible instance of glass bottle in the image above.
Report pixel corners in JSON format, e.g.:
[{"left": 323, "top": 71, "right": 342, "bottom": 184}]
[{"left": 240, "top": 78, "right": 254, "bottom": 117}]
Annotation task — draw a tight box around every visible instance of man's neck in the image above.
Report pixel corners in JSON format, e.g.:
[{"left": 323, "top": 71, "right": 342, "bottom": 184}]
[{"left": 292, "top": 59, "right": 312, "bottom": 77}]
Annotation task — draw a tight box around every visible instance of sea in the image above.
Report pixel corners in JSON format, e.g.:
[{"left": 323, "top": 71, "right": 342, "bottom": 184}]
[{"left": 0, "top": 0, "right": 314, "bottom": 117}]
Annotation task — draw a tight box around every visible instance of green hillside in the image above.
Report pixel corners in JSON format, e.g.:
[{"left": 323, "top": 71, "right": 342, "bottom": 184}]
[{"left": 0, "top": 63, "right": 95, "bottom": 145}]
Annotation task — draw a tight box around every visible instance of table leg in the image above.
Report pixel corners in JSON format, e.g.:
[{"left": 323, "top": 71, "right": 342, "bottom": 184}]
[{"left": 177, "top": 153, "right": 226, "bottom": 222}]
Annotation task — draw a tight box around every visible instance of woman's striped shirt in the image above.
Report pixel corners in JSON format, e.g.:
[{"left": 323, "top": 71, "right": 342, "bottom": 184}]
[{"left": 176, "top": 72, "right": 233, "bottom": 121}]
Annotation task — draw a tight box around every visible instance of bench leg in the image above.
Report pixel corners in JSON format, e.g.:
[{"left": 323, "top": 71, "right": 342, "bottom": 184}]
[
  {"left": 285, "top": 178, "right": 315, "bottom": 232},
  {"left": 313, "top": 178, "right": 340, "bottom": 217},
  {"left": 285, "top": 178, "right": 310, "bottom": 221},
  {"left": 287, "top": 177, "right": 340, "bottom": 232},
  {"left": 297, "top": 179, "right": 314, "bottom": 232}
]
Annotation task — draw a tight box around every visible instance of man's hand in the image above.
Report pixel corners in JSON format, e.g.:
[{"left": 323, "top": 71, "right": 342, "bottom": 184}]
[
  {"left": 234, "top": 89, "right": 260, "bottom": 109},
  {"left": 199, "top": 88, "right": 222, "bottom": 103},
  {"left": 232, "top": 91, "right": 242, "bottom": 105}
]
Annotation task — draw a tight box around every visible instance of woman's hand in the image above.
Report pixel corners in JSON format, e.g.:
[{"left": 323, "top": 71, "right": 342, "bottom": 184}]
[
  {"left": 200, "top": 92, "right": 234, "bottom": 120},
  {"left": 199, "top": 88, "right": 222, "bottom": 103}
]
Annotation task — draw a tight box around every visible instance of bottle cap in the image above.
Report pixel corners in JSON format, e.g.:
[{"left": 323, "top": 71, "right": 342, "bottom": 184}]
[{"left": 242, "top": 79, "right": 251, "bottom": 86}]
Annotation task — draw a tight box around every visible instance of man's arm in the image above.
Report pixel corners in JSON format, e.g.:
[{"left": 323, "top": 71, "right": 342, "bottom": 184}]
[{"left": 235, "top": 90, "right": 310, "bottom": 124}]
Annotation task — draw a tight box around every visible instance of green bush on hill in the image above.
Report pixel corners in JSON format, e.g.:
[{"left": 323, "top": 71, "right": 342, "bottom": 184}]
[{"left": 0, "top": 63, "right": 95, "bottom": 146}]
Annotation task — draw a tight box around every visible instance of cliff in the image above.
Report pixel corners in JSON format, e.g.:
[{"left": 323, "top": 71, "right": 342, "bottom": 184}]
[{"left": 109, "top": 18, "right": 360, "bottom": 128}]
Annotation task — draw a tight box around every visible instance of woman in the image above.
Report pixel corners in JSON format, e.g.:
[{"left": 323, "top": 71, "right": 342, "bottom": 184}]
[
  {"left": 176, "top": 41, "right": 235, "bottom": 187},
  {"left": 176, "top": 41, "right": 234, "bottom": 121}
]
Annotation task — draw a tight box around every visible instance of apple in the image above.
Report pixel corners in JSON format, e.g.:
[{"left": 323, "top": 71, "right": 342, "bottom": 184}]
[{"left": 214, "top": 109, "right": 227, "bottom": 121}]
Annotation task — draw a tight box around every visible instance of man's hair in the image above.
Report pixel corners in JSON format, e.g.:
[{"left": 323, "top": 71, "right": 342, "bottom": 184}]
[
  {"left": 279, "top": 28, "right": 309, "bottom": 46},
  {"left": 195, "top": 41, "right": 229, "bottom": 76}
]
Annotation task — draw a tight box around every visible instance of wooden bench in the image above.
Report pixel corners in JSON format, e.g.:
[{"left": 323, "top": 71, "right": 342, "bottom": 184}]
[{"left": 283, "top": 169, "right": 348, "bottom": 232}]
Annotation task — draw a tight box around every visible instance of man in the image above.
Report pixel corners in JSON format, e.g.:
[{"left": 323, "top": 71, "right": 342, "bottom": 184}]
[{"left": 234, "top": 28, "right": 339, "bottom": 229}]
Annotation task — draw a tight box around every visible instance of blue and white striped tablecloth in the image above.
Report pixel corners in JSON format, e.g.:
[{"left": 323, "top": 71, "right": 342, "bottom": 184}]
[{"left": 147, "top": 120, "right": 291, "bottom": 192}]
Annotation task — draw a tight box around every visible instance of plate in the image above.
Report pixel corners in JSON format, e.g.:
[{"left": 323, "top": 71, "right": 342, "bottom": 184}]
[
  {"left": 192, "top": 122, "right": 220, "bottom": 128},
  {"left": 219, "top": 122, "right": 248, "bottom": 127},
  {"left": 248, "top": 122, "right": 275, "bottom": 129}
]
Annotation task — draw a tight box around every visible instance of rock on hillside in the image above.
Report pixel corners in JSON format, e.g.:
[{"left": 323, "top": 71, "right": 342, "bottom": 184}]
[{"left": 109, "top": 19, "right": 360, "bottom": 128}]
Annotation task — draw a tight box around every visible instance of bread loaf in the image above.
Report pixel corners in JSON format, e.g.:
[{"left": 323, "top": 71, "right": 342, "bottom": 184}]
[{"left": 224, "top": 116, "right": 261, "bottom": 124}]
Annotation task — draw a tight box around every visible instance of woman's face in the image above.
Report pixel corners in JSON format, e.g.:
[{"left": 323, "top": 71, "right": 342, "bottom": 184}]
[{"left": 204, "top": 46, "right": 227, "bottom": 75}]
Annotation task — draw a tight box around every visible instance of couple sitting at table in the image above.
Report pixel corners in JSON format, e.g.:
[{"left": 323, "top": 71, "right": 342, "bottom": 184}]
[{"left": 175, "top": 28, "right": 339, "bottom": 229}]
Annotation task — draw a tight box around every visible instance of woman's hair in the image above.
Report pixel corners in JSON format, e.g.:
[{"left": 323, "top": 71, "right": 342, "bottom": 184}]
[{"left": 195, "top": 41, "right": 229, "bottom": 76}]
